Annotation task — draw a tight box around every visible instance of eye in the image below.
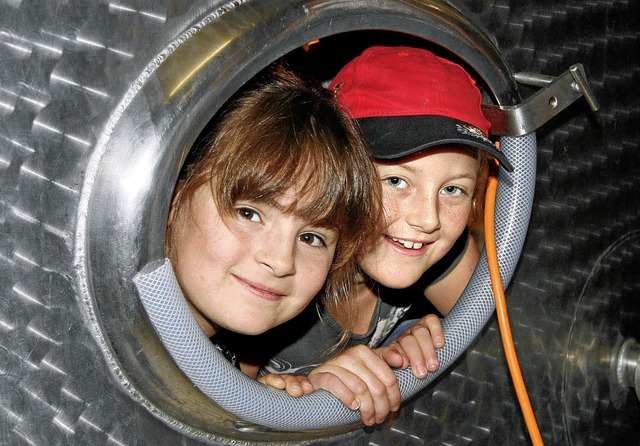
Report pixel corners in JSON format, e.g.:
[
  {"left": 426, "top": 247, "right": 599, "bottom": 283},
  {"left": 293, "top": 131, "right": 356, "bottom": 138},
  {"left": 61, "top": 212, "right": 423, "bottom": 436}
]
[
  {"left": 298, "top": 232, "right": 326, "bottom": 247},
  {"left": 441, "top": 185, "right": 464, "bottom": 197},
  {"left": 385, "top": 177, "right": 408, "bottom": 189},
  {"left": 236, "top": 207, "right": 261, "bottom": 222}
]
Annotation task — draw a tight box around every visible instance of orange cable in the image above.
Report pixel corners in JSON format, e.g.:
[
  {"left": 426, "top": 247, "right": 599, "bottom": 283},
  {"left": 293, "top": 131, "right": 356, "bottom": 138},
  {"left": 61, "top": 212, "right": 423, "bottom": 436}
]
[{"left": 484, "top": 169, "right": 544, "bottom": 446}]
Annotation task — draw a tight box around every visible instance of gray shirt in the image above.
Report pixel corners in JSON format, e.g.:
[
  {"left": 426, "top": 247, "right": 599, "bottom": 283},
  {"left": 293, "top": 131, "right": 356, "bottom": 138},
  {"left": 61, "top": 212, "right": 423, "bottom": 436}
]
[{"left": 260, "top": 297, "right": 410, "bottom": 375}]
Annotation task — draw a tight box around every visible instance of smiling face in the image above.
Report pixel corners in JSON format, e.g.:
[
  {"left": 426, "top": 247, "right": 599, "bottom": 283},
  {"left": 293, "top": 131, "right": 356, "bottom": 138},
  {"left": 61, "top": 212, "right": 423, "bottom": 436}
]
[
  {"left": 169, "top": 185, "right": 338, "bottom": 337},
  {"left": 358, "top": 146, "right": 479, "bottom": 289}
]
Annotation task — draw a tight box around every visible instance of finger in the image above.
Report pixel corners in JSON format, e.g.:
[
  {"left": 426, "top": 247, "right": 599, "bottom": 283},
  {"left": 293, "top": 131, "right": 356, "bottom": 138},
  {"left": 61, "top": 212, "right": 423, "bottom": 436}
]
[
  {"left": 378, "top": 343, "right": 409, "bottom": 369},
  {"left": 349, "top": 355, "right": 401, "bottom": 422},
  {"left": 309, "top": 346, "right": 401, "bottom": 424},
  {"left": 409, "top": 324, "right": 441, "bottom": 373},
  {"left": 298, "top": 377, "right": 314, "bottom": 394},
  {"left": 308, "top": 369, "right": 363, "bottom": 412},
  {"left": 281, "top": 375, "right": 305, "bottom": 397},
  {"left": 395, "top": 334, "right": 429, "bottom": 378},
  {"left": 338, "top": 371, "right": 378, "bottom": 426},
  {"left": 310, "top": 364, "right": 382, "bottom": 426},
  {"left": 257, "top": 374, "right": 286, "bottom": 390},
  {"left": 422, "top": 314, "right": 445, "bottom": 347},
  {"left": 346, "top": 346, "right": 402, "bottom": 419}
]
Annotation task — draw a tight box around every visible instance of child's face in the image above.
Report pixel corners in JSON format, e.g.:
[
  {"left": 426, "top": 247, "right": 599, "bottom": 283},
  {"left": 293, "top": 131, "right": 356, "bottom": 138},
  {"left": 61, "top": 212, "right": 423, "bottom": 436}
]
[
  {"left": 358, "top": 147, "right": 478, "bottom": 289},
  {"left": 170, "top": 185, "right": 338, "bottom": 337}
]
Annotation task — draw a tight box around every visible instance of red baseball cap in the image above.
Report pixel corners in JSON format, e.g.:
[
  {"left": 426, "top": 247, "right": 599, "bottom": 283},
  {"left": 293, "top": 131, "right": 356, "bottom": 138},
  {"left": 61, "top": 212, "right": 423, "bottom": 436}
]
[{"left": 329, "top": 46, "right": 513, "bottom": 171}]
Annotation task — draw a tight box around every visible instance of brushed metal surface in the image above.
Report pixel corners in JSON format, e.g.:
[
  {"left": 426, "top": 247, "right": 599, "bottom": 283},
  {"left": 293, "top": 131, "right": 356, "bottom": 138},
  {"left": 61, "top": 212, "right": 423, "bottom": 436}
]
[{"left": 1, "top": 0, "right": 638, "bottom": 445}]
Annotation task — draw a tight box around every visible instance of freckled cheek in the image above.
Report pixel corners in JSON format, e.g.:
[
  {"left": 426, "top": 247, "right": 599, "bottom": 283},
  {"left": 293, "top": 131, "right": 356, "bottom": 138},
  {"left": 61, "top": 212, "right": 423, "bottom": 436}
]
[
  {"left": 442, "top": 205, "right": 472, "bottom": 236},
  {"left": 381, "top": 197, "right": 405, "bottom": 227}
]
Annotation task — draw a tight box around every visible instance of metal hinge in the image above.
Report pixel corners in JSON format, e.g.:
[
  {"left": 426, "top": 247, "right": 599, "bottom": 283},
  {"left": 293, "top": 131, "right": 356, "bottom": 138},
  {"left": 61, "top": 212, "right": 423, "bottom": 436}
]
[{"left": 483, "top": 63, "right": 600, "bottom": 136}]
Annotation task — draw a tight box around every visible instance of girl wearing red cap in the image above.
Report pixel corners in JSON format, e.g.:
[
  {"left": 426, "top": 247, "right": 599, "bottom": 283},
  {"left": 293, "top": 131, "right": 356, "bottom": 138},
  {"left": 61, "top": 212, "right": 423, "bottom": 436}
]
[{"left": 256, "top": 47, "right": 512, "bottom": 425}]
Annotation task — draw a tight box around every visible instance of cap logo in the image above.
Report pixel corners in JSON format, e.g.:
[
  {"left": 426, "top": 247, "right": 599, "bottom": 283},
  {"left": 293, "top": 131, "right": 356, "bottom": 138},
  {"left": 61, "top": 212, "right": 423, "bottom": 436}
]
[
  {"left": 332, "top": 81, "right": 345, "bottom": 97},
  {"left": 456, "top": 123, "right": 492, "bottom": 145}
]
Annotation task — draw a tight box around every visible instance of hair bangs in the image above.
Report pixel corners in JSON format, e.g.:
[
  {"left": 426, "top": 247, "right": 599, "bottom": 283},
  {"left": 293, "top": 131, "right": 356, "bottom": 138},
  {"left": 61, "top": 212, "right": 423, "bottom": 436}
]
[
  {"left": 214, "top": 109, "right": 354, "bottom": 231},
  {"left": 288, "top": 143, "right": 349, "bottom": 228}
]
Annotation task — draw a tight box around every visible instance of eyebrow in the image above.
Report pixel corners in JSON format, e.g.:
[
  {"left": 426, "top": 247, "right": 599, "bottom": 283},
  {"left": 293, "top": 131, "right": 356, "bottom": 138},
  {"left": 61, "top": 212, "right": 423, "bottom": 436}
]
[
  {"left": 252, "top": 193, "right": 339, "bottom": 228},
  {"left": 379, "top": 163, "right": 477, "bottom": 181},
  {"left": 446, "top": 172, "right": 478, "bottom": 182}
]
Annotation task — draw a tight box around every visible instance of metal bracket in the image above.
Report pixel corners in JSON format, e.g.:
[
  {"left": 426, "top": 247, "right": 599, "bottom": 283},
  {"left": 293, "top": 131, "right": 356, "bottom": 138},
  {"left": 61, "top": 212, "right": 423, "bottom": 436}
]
[{"left": 483, "top": 63, "right": 600, "bottom": 136}]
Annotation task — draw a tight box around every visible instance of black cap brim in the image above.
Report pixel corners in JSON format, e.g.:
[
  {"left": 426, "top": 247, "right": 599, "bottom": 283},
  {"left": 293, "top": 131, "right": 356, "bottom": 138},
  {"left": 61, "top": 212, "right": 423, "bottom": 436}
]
[{"left": 356, "top": 115, "right": 514, "bottom": 172}]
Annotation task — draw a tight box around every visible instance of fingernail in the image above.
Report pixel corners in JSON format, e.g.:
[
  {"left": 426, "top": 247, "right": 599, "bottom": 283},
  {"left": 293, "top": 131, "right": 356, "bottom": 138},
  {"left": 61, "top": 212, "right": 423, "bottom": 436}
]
[
  {"left": 435, "top": 336, "right": 444, "bottom": 347},
  {"left": 351, "top": 400, "right": 361, "bottom": 410},
  {"left": 416, "top": 365, "right": 427, "bottom": 378},
  {"left": 428, "top": 359, "right": 439, "bottom": 371}
]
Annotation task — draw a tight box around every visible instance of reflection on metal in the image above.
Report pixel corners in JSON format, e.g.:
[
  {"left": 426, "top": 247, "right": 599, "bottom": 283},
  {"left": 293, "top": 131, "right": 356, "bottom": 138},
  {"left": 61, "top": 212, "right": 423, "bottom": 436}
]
[
  {"left": 1, "top": 0, "right": 639, "bottom": 444},
  {"left": 483, "top": 64, "right": 600, "bottom": 136},
  {"left": 561, "top": 230, "right": 640, "bottom": 444},
  {"left": 615, "top": 338, "right": 640, "bottom": 401},
  {"left": 166, "top": 39, "right": 231, "bottom": 98}
]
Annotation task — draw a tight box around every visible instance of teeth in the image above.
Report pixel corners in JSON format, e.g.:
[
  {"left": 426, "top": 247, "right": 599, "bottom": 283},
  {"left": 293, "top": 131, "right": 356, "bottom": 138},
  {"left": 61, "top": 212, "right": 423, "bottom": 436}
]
[{"left": 392, "top": 237, "right": 424, "bottom": 250}]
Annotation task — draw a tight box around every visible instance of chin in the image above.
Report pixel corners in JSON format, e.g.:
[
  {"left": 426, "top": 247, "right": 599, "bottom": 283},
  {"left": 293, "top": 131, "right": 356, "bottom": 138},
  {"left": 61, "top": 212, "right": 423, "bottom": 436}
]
[
  {"left": 234, "top": 327, "right": 270, "bottom": 336},
  {"left": 224, "top": 319, "right": 273, "bottom": 336},
  {"left": 383, "top": 279, "right": 420, "bottom": 289},
  {"left": 373, "top": 272, "right": 423, "bottom": 289}
]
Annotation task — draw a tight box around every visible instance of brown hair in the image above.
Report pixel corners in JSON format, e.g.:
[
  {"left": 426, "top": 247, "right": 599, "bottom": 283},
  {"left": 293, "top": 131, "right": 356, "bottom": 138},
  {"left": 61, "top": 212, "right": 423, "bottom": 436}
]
[{"left": 166, "top": 65, "right": 382, "bottom": 333}]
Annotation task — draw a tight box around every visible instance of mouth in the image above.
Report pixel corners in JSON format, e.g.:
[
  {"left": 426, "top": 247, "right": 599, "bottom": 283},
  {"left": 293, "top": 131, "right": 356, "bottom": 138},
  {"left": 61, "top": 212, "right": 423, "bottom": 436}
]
[
  {"left": 233, "top": 275, "right": 286, "bottom": 301},
  {"left": 388, "top": 236, "right": 428, "bottom": 250}
]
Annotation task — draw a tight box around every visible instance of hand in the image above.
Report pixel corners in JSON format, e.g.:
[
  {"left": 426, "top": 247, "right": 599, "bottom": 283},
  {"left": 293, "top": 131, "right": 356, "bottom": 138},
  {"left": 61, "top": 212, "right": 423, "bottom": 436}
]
[
  {"left": 385, "top": 314, "right": 445, "bottom": 379},
  {"left": 258, "top": 373, "right": 314, "bottom": 398},
  {"left": 307, "top": 344, "right": 400, "bottom": 426}
]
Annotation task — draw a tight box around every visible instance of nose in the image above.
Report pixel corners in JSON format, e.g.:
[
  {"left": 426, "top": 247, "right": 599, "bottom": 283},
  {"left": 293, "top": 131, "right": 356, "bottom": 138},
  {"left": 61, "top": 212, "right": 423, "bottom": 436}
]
[
  {"left": 254, "top": 227, "right": 297, "bottom": 277},
  {"left": 405, "top": 190, "right": 441, "bottom": 233}
]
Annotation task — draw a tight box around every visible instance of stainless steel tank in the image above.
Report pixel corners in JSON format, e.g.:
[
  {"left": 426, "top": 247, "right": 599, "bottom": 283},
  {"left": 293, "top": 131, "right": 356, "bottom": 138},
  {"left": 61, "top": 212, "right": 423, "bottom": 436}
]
[{"left": 1, "top": 1, "right": 638, "bottom": 444}]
